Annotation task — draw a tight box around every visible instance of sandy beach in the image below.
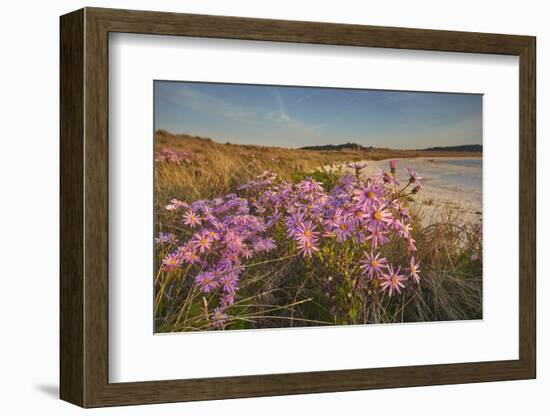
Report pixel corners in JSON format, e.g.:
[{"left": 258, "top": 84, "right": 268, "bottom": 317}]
[{"left": 339, "top": 157, "right": 482, "bottom": 225}]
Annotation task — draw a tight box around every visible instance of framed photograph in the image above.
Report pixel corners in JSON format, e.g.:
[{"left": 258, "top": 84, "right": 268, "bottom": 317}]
[{"left": 60, "top": 7, "right": 536, "bottom": 408}]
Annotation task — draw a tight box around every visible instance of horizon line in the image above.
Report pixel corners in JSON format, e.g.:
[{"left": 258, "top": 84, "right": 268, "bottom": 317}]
[{"left": 154, "top": 129, "right": 483, "bottom": 152}]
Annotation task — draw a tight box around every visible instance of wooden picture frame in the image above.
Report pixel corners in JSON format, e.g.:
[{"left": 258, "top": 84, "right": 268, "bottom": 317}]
[{"left": 60, "top": 7, "right": 536, "bottom": 408}]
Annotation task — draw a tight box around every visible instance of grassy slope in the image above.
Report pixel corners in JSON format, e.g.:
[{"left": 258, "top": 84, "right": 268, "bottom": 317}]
[
  {"left": 156, "top": 130, "right": 481, "bottom": 164},
  {"left": 155, "top": 130, "right": 481, "bottom": 201},
  {"left": 155, "top": 130, "right": 367, "bottom": 207}
]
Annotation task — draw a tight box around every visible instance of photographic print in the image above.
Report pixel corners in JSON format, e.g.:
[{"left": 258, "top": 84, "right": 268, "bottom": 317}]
[{"left": 154, "top": 81, "right": 483, "bottom": 333}]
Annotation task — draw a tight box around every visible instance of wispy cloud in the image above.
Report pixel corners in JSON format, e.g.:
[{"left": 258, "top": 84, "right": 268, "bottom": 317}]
[
  {"left": 264, "top": 87, "right": 327, "bottom": 138},
  {"left": 157, "top": 83, "right": 260, "bottom": 123},
  {"left": 267, "top": 87, "right": 291, "bottom": 122},
  {"left": 294, "top": 92, "right": 316, "bottom": 106}
]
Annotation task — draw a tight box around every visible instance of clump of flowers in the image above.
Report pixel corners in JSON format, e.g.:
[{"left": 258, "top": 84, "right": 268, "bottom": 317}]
[
  {"left": 159, "top": 161, "right": 427, "bottom": 328},
  {"left": 155, "top": 147, "right": 192, "bottom": 164},
  {"left": 155, "top": 231, "right": 178, "bottom": 245}
]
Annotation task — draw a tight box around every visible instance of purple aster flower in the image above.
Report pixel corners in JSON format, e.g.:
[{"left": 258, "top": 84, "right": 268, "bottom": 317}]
[
  {"left": 382, "top": 171, "right": 400, "bottom": 186},
  {"left": 397, "top": 222, "right": 413, "bottom": 239},
  {"left": 223, "top": 249, "right": 242, "bottom": 266},
  {"left": 201, "top": 205, "right": 217, "bottom": 224},
  {"left": 182, "top": 209, "right": 201, "bottom": 228},
  {"left": 178, "top": 243, "right": 200, "bottom": 265},
  {"left": 192, "top": 231, "right": 213, "bottom": 253},
  {"left": 219, "top": 272, "right": 239, "bottom": 294},
  {"left": 240, "top": 244, "right": 253, "bottom": 259},
  {"left": 294, "top": 220, "right": 319, "bottom": 245},
  {"left": 155, "top": 148, "right": 192, "bottom": 164},
  {"left": 161, "top": 251, "right": 182, "bottom": 271},
  {"left": 210, "top": 262, "right": 228, "bottom": 282},
  {"left": 369, "top": 203, "right": 393, "bottom": 226},
  {"left": 266, "top": 212, "right": 282, "bottom": 228},
  {"left": 366, "top": 225, "right": 390, "bottom": 249},
  {"left": 165, "top": 198, "right": 188, "bottom": 211},
  {"left": 333, "top": 215, "right": 355, "bottom": 242},
  {"left": 347, "top": 162, "right": 367, "bottom": 174},
  {"left": 324, "top": 207, "right": 343, "bottom": 227},
  {"left": 407, "top": 168, "right": 423, "bottom": 184},
  {"left": 220, "top": 292, "right": 236, "bottom": 308},
  {"left": 211, "top": 307, "right": 228, "bottom": 328},
  {"left": 396, "top": 202, "right": 411, "bottom": 220},
  {"left": 253, "top": 202, "right": 266, "bottom": 215},
  {"left": 297, "top": 238, "right": 319, "bottom": 257},
  {"left": 205, "top": 229, "right": 221, "bottom": 241},
  {"left": 389, "top": 218, "right": 404, "bottom": 232},
  {"left": 195, "top": 271, "right": 218, "bottom": 293},
  {"left": 337, "top": 174, "right": 355, "bottom": 188},
  {"left": 298, "top": 177, "right": 324, "bottom": 194},
  {"left": 409, "top": 256, "right": 421, "bottom": 283},
  {"left": 252, "top": 237, "right": 277, "bottom": 253},
  {"left": 223, "top": 230, "right": 246, "bottom": 253},
  {"left": 407, "top": 237, "right": 417, "bottom": 252},
  {"left": 359, "top": 252, "right": 387, "bottom": 279},
  {"left": 350, "top": 207, "right": 367, "bottom": 224},
  {"left": 380, "top": 265, "right": 407, "bottom": 297},
  {"left": 155, "top": 232, "right": 178, "bottom": 245},
  {"left": 353, "top": 184, "right": 384, "bottom": 209}
]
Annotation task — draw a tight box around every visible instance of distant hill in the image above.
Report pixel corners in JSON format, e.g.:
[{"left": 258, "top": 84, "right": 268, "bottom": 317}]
[
  {"left": 420, "top": 144, "right": 482, "bottom": 152},
  {"left": 300, "top": 143, "right": 372, "bottom": 151},
  {"left": 301, "top": 143, "right": 482, "bottom": 153}
]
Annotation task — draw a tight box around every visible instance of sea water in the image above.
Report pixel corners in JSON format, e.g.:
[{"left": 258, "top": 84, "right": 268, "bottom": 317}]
[
  {"left": 396, "top": 158, "right": 482, "bottom": 192},
  {"left": 438, "top": 159, "right": 482, "bottom": 169}
]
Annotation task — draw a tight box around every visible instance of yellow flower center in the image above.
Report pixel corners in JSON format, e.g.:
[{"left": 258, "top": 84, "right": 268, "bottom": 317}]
[
  {"left": 374, "top": 211, "right": 382, "bottom": 221},
  {"left": 391, "top": 275, "right": 397, "bottom": 284},
  {"left": 200, "top": 238, "right": 207, "bottom": 245},
  {"left": 371, "top": 260, "right": 378, "bottom": 267},
  {"left": 367, "top": 191, "right": 375, "bottom": 199},
  {"left": 304, "top": 229, "right": 312, "bottom": 237},
  {"left": 340, "top": 223, "right": 347, "bottom": 230}
]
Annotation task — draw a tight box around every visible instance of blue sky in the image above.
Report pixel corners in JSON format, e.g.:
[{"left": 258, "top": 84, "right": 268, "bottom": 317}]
[{"left": 154, "top": 81, "right": 482, "bottom": 149}]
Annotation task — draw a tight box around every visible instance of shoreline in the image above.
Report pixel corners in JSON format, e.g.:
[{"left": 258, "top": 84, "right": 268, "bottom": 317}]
[
  {"left": 365, "top": 155, "right": 482, "bottom": 162},
  {"left": 334, "top": 156, "right": 483, "bottom": 225}
]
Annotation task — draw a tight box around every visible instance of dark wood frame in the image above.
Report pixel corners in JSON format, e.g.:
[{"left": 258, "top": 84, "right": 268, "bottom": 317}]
[{"left": 60, "top": 7, "right": 536, "bottom": 408}]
